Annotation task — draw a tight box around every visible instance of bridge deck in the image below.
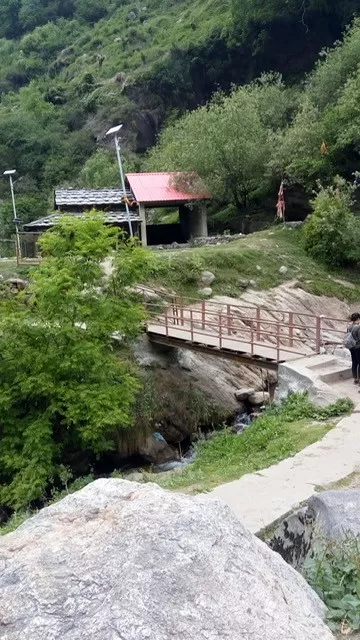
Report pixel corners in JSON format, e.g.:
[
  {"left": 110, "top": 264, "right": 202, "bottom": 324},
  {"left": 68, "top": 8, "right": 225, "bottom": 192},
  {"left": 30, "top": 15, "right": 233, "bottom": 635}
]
[{"left": 147, "top": 321, "right": 312, "bottom": 365}]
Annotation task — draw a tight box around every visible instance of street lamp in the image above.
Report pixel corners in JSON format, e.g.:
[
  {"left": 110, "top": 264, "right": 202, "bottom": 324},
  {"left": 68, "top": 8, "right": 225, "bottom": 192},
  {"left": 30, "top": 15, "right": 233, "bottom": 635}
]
[
  {"left": 106, "top": 124, "right": 133, "bottom": 238},
  {"left": 3, "top": 169, "right": 21, "bottom": 264}
]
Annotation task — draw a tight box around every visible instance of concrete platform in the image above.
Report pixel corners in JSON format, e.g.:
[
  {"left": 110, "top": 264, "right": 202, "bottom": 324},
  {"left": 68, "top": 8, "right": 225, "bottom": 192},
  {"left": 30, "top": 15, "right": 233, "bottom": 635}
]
[{"left": 212, "top": 381, "right": 360, "bottom": 533}]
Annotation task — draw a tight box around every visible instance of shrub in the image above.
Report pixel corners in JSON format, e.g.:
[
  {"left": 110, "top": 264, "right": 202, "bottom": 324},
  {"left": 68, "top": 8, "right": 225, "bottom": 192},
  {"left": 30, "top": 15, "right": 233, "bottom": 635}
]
[{"left": 302, "top": 177, "right": 360, "bottom": 266}]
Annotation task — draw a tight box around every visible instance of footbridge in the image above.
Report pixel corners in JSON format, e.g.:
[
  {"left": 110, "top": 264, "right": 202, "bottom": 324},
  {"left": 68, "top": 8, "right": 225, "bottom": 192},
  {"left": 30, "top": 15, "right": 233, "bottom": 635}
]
[{"left": 145, "top": 296, "right": 347, "bottom": 371}]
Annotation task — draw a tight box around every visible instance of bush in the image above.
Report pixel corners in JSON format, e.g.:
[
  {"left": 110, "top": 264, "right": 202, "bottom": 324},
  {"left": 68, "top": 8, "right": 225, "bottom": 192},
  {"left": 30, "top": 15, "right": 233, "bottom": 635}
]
[
  {"left": 302, "top": 177, "right": 360, "bottom": 266},
  {"left": 304, "top": 536, "right": 360, "bottom": 633}
]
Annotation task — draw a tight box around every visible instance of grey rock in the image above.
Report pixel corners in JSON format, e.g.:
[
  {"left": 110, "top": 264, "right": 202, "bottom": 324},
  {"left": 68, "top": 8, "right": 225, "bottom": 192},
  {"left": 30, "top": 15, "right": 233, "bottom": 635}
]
[
  {"left": 308, "top": 490, "right": 360, "bottom": 539},
  {"left": 235, "top": 387, "right": 256, "bottom": 401},
  {"left": 200, "top": 270, "right": 215, "bottom": 286},
  {"left": 284, "top": 221, "right": 303, "bottom": 228},
  {"left": 249, "top": 279, "right": 257, "bottom": 287},
  {"left": 279, "top": 266, "right": 288, "bottom": 275},
  {"left": 4, "top": 278, "right": 28, "bottom": 290},
  {"left": 125, "top": 472, "right": 144, "bottom": 482},
  {"left": 237, "top": 278, "right": 250, "bottom": 289},
  {"left": 268, "top": 508, "right": 314, "bottom": 570},
  {"left": 0, "top": 479, "right": 333, "bottom": 640},
  {"left": 268, "top": 490, "right": 360, "bottom": 570},
  {"left": 139, "top": 433, "right": 179, "bottom": 465},
  {"left": 248, "top": 391, "right": 270, "bottom": 406},
  {"left": 197, "top": 287, "right": 212, "bottom": 297}
]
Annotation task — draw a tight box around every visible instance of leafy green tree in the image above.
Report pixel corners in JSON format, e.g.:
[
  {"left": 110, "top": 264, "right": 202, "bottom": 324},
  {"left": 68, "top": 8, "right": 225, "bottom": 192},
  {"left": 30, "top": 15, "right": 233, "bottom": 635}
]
[
  {"left": 307, "top": 18, "right": 360, "bottom": 111},
  {"left": 0, "top": 194, "right": 48, "bottom": 238},
  {"left": 269, "top": 98, "right": 329, "bottom": 187},
  {"left": 78, "top": 148, "right": 119, "bottom": 188},
  {"left": 149, "top": 77, "right": 291, "bottom": 210},
  {"left": 0, "top": 214, "right": 149, "bottom": 509},
  {"left": 302, "top": 177, "right": 360, "bottom": 266},
  {"left": 75, "top": 0, "right": 110, "bottom": 24}
]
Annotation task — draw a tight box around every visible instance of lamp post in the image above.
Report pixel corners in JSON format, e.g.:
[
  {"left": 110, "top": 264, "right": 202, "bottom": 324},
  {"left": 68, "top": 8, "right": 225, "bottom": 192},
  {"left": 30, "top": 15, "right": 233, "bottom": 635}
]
[
  {"left": 3, "top": 169, "right": 21, "bottom": 265},
  {"left": 106, "top": 124, "right": 133, "bottom": 238}
]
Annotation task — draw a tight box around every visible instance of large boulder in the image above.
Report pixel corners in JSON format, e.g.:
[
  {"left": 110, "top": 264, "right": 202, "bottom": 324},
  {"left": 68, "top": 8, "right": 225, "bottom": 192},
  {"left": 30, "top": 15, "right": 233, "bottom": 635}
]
[
  {"left": 268, "top": 490, "right": 360, "bottom": 569},
  {"left": 0, "top": 479, "right": 333, "bottom": 640},
  {"left": 307, "top": 489, "right": 360, "bottom": 539}
]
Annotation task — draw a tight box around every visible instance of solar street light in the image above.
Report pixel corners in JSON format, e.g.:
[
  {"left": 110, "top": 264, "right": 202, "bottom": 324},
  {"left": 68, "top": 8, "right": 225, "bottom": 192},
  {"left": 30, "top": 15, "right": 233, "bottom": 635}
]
[
  {"left": 3, "top": 169, "right": 21, "bottom": 264},
  {"left": 106, "top": 124, "right": 133, "bottom": 237}
]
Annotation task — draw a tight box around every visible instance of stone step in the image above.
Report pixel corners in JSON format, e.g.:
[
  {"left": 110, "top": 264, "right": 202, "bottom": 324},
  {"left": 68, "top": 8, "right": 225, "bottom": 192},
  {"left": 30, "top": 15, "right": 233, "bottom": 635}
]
[{"left": 320, "top": 366, "right": 352, "bottom": 384}]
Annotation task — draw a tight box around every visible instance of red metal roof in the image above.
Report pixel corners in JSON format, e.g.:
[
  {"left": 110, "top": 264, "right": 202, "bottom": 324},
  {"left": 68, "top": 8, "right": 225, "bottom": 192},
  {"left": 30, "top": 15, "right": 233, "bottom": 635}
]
[{"left": 126, "top": 172, "right": 210, "bottom": 205}]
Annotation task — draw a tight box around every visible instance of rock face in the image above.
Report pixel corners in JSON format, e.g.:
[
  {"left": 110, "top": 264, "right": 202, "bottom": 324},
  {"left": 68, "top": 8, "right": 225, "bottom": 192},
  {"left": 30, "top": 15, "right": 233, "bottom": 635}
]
[{"left": 0, "top": 479, "right": 333, "bottom": 640}]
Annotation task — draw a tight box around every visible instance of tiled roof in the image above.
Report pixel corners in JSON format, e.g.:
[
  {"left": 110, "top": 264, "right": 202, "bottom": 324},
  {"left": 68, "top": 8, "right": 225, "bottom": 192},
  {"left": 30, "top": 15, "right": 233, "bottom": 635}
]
[
  {"left": 23, "top": 211, "right": 140, "bottom": 230},
  {"left": 55, "top": 188, "right": 134, "bottom": 207},
  {"left": 126, "top": 172, "right": 210, "bottom": 204}
]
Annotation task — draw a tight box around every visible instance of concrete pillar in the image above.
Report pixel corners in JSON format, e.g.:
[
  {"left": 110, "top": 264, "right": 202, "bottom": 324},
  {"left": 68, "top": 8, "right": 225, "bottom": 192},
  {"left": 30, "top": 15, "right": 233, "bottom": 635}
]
[
  {"left": 139, "top": 203, "right": 147, "bottom": 247},
  {"left": 197, "top": 203, "right": 208, "bottom": 237},
  {"left": 188, "top": 204, "right": 208, "bottom": 238}
]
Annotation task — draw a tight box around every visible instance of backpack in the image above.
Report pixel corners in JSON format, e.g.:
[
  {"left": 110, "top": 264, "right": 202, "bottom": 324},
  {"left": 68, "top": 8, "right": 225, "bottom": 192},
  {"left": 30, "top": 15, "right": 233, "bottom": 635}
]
[{"left": 344, "top": 327, "right": 357, "bottom": 350}]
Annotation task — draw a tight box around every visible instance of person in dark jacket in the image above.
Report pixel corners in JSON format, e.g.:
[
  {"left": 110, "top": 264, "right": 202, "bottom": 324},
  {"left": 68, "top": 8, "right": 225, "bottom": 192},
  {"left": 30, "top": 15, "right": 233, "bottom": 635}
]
[{"left": 348, "top": 312, "right": 360, "bottom": 383}]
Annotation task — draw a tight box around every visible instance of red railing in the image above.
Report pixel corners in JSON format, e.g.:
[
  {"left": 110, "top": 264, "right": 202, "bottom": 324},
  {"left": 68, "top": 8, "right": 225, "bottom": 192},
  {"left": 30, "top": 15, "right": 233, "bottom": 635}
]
[{"left": 144, "top": 295, "right": 348, "bottom": 363}]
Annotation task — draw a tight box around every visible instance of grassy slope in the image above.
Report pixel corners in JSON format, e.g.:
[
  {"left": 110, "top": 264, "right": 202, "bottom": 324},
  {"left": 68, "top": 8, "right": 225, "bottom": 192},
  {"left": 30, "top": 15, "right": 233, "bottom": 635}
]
[
  {"left": 146, "top": 226, "right": 360, "bottom": 302},
  {"left": 0, "top": 0, "right": 230, "bottom": 116},
  {"left": 136, "top": 396, "right": 353, "bottom": 493},
  {"left": 144, "top": 419, "right": 333, "bottom": 493}
]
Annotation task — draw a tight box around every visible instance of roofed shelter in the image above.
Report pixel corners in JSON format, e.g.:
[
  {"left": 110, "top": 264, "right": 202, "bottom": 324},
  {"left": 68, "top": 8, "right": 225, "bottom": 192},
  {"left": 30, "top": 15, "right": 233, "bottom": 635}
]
[
  {"left": 22, "top": 173, "right": 210, "bottom": 254},
  {"left": 126, "top": 172, "right": 210, "bottom": 246}
]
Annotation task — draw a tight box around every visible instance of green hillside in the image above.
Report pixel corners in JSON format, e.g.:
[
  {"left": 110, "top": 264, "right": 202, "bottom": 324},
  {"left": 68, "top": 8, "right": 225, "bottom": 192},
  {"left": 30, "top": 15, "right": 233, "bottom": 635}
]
[{"left": 0, "top": 0, "right": 358, "bottom": 231}]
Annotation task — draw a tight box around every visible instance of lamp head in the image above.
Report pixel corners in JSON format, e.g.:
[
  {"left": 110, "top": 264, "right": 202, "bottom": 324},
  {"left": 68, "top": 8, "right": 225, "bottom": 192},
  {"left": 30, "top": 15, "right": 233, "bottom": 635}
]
[
  {"left": 3, "top": 169, "right": 16, "bottom": 176},
  {"left": 106, "top": 124, "right": 123, "bottom": 136}
]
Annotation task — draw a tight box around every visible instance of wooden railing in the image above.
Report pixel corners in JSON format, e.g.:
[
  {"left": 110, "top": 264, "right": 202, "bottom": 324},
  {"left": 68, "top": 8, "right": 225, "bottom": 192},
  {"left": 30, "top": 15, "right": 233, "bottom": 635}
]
[{"left": 145, "top": 295, "right": 348, "bottom": 363}]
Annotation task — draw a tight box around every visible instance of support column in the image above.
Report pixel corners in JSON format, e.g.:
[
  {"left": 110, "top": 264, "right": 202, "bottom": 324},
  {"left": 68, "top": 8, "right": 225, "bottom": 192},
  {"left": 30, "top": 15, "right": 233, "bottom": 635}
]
[
  {"left": 139, "top": 203, "right": 147, "bottom": 247},
  {"left": 198, "top": 203, "right": 208, "bottom": 237},
  {"left": 188, "top": 203, "right": 208, "bottom": 239}
]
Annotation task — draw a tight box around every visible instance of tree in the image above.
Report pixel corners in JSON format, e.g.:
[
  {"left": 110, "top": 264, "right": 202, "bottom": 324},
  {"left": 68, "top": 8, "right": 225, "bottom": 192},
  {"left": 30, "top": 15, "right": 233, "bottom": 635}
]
[
  {"left": 0, "top": 214, "right": 149, "bottom": 509},
  {"left": 78, "top": 148, "right": 119, "bottom": 188},
  {"left": 302, "top": 177, "right": 360, "bottom": 266},
  {"left": 148, "top": 78, "right": 291, "bottom": 211},
  {"left": 0, "top": 194, "right": 48, "bottom": 238}
]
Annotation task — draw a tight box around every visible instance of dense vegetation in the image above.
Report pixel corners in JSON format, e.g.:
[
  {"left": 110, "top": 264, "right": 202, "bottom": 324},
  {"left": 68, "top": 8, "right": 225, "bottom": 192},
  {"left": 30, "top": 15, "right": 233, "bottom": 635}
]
[
  {"left": 305, "top": 536, "right": 360, "bottom": 632},
  {"left": 0, "top": 0, "right": 359, "bottom": 234},
  {"left": 149, "top": 16, "right": 360, "bottom": 226},
  {"left": 0, "top": 214, "right": 150, "bottom": 509},
  {"left": 1, "top": 392, "right": 352, "bottom": 533}
]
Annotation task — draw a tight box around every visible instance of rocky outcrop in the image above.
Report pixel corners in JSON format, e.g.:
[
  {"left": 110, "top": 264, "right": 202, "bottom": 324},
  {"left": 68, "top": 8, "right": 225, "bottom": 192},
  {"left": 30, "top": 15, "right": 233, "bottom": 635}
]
[
  {"left": 0, "top": 479, "right": 333, "bottom": 640},
  {"left": 268, "top": 489, "right": 360, "bottom": 569}
]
